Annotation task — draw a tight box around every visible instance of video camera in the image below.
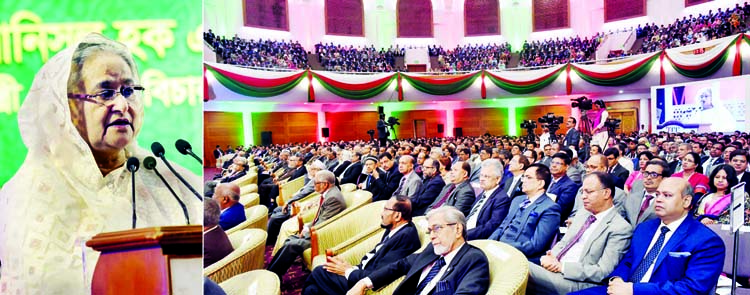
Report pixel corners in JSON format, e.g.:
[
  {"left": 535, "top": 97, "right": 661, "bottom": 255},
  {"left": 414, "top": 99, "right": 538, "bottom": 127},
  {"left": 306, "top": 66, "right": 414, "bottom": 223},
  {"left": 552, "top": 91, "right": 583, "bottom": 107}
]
[
  {"left": 520, "top": 120, "right": 537, "bottom": 130},
  {"left": 604, "top": 118, "right": 622, "bottom": 134},
  {"left": 538, "top": 113, "right": 564, "bottom": 126},
  {"left": 571, "top": 96, "right": 593, "bottom": 110},
  {"left": 387, "top": 116, "right": 400, "bottom": 126}
]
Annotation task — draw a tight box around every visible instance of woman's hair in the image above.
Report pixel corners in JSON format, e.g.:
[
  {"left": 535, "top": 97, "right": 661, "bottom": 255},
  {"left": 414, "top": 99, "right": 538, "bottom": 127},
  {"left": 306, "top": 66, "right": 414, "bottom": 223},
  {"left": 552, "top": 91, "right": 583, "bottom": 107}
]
[
  {"left": 67, "top": 34, "right": 138, "bottom": 93},
  {"left": 708, "top": 164, "right": 738, "bottom": 194},
  {"left": 684, "top": 152, "right": 702, "bottom": 170}
]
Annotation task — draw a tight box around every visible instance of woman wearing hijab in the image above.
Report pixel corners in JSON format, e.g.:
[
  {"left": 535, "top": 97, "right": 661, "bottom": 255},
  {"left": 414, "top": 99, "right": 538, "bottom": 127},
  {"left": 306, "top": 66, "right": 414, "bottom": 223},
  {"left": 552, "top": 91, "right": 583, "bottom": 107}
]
[{"left": 0, "top": 33, "right": 202, "bottom": 294}]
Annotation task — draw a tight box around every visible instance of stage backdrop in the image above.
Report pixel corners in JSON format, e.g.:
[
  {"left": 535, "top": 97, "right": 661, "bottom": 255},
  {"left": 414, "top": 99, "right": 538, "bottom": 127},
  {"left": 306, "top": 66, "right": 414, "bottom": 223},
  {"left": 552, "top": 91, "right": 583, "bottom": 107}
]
[{"left": 0, "top": 1, "right": 203, "bottom": 185}]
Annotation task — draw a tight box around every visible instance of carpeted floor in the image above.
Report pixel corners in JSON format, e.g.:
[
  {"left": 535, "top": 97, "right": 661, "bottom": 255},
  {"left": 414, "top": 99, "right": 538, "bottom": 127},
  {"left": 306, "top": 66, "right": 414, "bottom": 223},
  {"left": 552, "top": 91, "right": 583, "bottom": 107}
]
[
  {"left": 264, "top": 245, "right": 310, "bottom": 295},
  {"left": 204, "top": 167, "right": 221, "bottom": 183}
]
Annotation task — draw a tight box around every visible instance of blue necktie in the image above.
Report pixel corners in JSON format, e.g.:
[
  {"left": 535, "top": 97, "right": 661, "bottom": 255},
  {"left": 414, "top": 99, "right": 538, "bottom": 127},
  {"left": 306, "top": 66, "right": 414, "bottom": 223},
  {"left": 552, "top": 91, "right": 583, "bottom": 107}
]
[
  {"left": 414, "top": 257, "right": 445, "bottom": 295},
  {"left": 519, "top": 198, "right": 532, "bottom": 210},
  {"left": 631, "top": 226, "right": 670, "bottom": 282}
]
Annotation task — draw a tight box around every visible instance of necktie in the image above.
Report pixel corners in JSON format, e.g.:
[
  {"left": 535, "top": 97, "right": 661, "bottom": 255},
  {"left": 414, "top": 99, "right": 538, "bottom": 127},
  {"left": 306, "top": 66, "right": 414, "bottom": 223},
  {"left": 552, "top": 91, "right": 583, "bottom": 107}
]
[
  {"left": 548, "top": 180, "right": 557, "bottom": 193},
  {"left": 395, "top": 176, "right": 407, "bottom": 195},
  {"left": 466, "top": 192, "right": 488, "bottom": 220},
  {"left": 637, "top": 194, "right": 655, "bottom": 221},
  {"left": 366, "top": 175, "right": 372, "bottom": 188},
  {"left": 414, "top": 257, "right": 446, "bottom": 295},
  {"left": 311, "top": 195, "right": 326, "bottom": 225},
  {"left": 361, "top": 233, "right": 391, "bottom": 267},
  {"left": 556, "top": 215, "right": 597, "bottom": 260},
  {"left": 519, "top": 198, "right": 532, "bottom": 210},
  {"left": 631, "top": 226, "right": 670, "bottom": 282},
  {"left": 432, "top": 185, "right": 456, "bottom": 208}
]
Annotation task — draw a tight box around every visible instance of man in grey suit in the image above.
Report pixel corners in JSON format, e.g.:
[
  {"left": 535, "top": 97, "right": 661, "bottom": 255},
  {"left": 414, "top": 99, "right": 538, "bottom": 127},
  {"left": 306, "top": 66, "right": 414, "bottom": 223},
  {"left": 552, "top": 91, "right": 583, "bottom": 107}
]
[
  {"left": 392, "top": 155, "right": 423, "bottom": 199},
  {"left": 568, "top": 154, "right": 628, "bottom": 224},
  {"left": 489, "top": 163, "right": 561, "bottom": 260},
  {"left": 426, "top": 161, "right": 476, "bottom": 217},
  {"left": 528, "top": 172, "right": 632, "bottom": 294},
  {"left": 563, "top": 117, "right": 581, "bottom": 149},
  {"left": 624, "top": 160, "right": 671, "bottom": 227},
  {"left": 268, "top": 170, "right": 347, "bottom": 279}
]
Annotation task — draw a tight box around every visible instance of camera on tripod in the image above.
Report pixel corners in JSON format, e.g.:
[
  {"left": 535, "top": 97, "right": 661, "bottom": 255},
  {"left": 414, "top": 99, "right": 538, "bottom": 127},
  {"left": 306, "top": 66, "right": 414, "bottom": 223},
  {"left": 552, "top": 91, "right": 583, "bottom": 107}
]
[
  {"left": 571, "top": 96, "right": 605, "bottom": 111},
  {"left": 538, "top": 113, "right": 564, "bottom": 126},
  {"left": 604, "top": 118, "right": 622, "bottom": 134},
  {"left": 520, "top": 120, "right": 537, "bottom": 130},
  {"left": 387, "top": 116, "right": 400, "bottom": 126}
]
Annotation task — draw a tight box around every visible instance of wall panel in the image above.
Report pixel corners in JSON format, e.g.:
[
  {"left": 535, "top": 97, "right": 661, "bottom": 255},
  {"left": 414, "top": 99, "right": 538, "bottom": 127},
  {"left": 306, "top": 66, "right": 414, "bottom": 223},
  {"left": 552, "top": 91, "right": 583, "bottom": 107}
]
[{"left": 204, "top": 111, "right": 244, "bottom": 167}]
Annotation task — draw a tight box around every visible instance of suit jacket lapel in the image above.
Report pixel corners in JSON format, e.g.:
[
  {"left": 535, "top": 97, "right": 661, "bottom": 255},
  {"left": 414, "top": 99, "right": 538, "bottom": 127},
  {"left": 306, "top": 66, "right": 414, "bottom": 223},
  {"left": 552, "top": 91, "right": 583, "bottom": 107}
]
[
  {"left": 651, "top": 218, "right": 692, "bottom": 274},
  {"left": 629, "top": 221, "right": 660, "bottom": 278},
  {"left": 580, "top": 210, "right": 615, "bottom": 258},
  {"left": 438, "top": 243, "right": 470, "bottom": 281}
]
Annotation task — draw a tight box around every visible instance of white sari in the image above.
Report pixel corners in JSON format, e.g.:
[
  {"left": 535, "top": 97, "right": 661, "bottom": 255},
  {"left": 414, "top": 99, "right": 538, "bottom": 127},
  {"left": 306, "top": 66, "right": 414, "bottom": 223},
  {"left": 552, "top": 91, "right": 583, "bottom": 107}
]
[{"left": 0, "top": 33, "right": 202, "bottom": 294}]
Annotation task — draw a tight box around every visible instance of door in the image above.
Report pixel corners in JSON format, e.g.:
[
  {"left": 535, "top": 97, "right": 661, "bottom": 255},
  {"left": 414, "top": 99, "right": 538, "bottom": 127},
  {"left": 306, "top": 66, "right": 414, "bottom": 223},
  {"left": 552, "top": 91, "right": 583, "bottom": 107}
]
[{"left": 414, "top": 120, "right": 426, "bottom": 138}]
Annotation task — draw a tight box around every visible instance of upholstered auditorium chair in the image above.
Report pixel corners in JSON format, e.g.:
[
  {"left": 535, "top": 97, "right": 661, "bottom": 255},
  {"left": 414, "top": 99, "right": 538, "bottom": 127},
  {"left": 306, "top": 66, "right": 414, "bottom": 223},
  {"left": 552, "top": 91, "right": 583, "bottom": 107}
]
[
  {"left": 226, "top": 205, "right": 268, "bottom": 235},
  {"left": 240, "top": 183, "right": 259, "bottom": 195},
  {"left": 276, "top": 176, "right": 306, "bottom": 208},
  {"left": 204, "top": 228, "right": 267, "bottom": 283},
  {"left": 302, "top": 198, "right": 382, "bottom": 269},
  {"left": 290, "top": 192, "right": 321, "bottom": 216},
  {"left": 366, "top": 216, "right": 430, "bottom": 295},
  {"left": 218, "top": 270, "right": 281, "bottom": 295},
  {"left": 232, "top": 172, "right": 258, "bottom": 188},
  {"left": 339, "top": 183, "right": 357, "bottom": 193},
  {"left": 239, "top": 192, "right": 260, "bottom": 208},
  {"left": 470, "top": 240, "right": 529, "bottom": 295}
]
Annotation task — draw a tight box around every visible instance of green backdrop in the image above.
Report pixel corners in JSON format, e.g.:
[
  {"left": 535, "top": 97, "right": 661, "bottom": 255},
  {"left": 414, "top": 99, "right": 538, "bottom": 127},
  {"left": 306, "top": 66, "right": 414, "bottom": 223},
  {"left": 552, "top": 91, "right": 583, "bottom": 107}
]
[{"left": 0, "top": 1, "right": 203, "bottom": 185}]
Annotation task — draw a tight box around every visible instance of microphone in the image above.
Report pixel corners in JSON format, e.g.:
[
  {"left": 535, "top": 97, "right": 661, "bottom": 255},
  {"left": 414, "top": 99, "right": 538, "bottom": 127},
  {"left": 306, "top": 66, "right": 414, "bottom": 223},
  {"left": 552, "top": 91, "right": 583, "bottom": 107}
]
[
  {"left": 151, "top": 141, "right": 203, "bottom": 201},
  {"left": 143, "top": 156, "right": 190, "bottom": 224},
  {"left": 175, "top": 139, "right": 203, "bottom": 165},
  {"left": 127, "top": 157, "right": 140, "bottom": 229}
]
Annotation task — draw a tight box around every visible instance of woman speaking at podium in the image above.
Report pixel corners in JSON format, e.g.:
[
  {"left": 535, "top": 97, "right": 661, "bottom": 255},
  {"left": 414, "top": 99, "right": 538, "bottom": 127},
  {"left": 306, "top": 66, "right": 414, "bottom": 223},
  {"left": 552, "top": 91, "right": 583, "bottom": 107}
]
[{"left": 0, "top": 33, "right": 202, "bottom": 294}]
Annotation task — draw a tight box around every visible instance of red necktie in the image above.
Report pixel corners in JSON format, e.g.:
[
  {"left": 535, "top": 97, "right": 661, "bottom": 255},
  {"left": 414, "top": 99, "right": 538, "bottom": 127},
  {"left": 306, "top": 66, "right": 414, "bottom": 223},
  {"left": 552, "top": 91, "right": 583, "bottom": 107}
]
[
  {"left": 312, "top": 195, "right": 325, "bottom": 225},
  {"left": 556, "top": 215, "right": 597, "bottom": 260},
  {"left": 637, "top": 194, "right": 655, "bottom": 221},
  {"left": 433, "top": 185, "right": 456, "bottom": 208}
]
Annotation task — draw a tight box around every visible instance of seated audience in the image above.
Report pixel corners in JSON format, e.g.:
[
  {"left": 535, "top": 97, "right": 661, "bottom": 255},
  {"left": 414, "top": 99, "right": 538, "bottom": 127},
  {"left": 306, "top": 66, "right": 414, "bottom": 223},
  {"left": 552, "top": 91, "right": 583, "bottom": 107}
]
[
  {"left": 672, "top": 151, "right": 709, "bottom": 197},
  {"left": 624, "top": 151, "right": 654, "bottom": 192},
  {"left": 625, "top": 160, "right": 671, "bottom": 227},
  {"left": 548, "top": 152, "right": 582, "bottom": 223},
  {"left": 302, "top": 196, "right": 421, "bottom": 295},
  {"left": 411, "top": 158, "right": 446, "bottom": 216},
  {"left": 203, "top": 198, "right": 234, "bottom": 267},
  {"left": 528, "top": 172, "right": 632, "bottom": 294},
  {"left": 426, "top": 161, "right": 476, "bottom": 216},
  {"left": 466, "top": 159, "right": 512, "bottom": 240},
  {"left": 346, "top": 206, "right": 490, "bottom": 295},
  {"left": 519, "top": 35, "right": 600, "bottom": 68},
  {"left": 572, "top": 178, "right": 725, "bottom": 295},
  {"left": 489, "top": 163, "right": 561, "bottom": 260},
  {"left": 266, "top": 160, "right": 326, "bottom": 245},
  {"left": 267, "top": 170, "right": 347, "bottom": 280},
  {"left": 393, "top": 155, "right": 423, "bottom": 199},
  {"left": 212, "top": 183, "right": 246, "bottom": 231},
  {"left": 204, "top": 33, "right": 308, "bottom": 69},
  {"left": 370, "top": 153, "right": 403, "bottom": 202}
]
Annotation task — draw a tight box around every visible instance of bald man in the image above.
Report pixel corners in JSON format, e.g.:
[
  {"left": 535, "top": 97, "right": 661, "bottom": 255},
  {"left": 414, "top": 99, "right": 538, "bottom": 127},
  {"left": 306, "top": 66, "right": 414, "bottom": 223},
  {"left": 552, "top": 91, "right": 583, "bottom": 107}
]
[
  {"left": 572, "top": 178, "right": 725, "bottom": 295},
  {"left": 212, "top": 183, "right": 246, "bottom": 230}
]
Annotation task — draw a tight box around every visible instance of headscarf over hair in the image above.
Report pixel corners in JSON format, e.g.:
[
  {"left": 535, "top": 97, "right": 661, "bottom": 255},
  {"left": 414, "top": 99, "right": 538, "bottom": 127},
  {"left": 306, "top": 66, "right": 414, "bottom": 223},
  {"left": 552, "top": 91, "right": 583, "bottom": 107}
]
[{"left": 0, "top": 33, "right": 202, "bottom": 293}]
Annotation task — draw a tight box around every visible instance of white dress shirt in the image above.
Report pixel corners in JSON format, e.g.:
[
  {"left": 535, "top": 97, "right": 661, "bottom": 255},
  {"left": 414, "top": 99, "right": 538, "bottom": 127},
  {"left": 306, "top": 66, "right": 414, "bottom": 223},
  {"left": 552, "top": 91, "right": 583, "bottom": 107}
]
[
  {"left": 507, "top": 175, "right": 522, "bottom": 197},
  {"left": 467, "top": 186, "right": 498, "bottom": 229},
  {"left": 639, "top": 214, "right": 688, "bottom": 282},
  {"left": 345, "top": 222, "right": 408, "bottom": 279},
  {"left": 417, "top": 243, "right": 465, "bottom": 295},
  {"left": 561, "top": 206, "right": 616, "bottom": 266}
]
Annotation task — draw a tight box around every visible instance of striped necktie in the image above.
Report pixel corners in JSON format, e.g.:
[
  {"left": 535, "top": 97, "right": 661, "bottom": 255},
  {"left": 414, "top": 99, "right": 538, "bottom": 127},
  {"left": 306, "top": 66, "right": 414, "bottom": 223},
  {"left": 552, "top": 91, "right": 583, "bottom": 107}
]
[
  {"left": 631, "top": 226, "right": 670, "bottom": 282},
  {"left": 414, "top": 257, "right": 445, "bottom": 295}
]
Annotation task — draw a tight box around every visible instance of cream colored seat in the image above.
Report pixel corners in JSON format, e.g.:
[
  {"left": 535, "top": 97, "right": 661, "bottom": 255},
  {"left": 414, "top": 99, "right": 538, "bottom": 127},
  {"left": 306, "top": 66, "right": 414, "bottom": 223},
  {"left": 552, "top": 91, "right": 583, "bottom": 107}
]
[
  {"left": 339, "top": 183, "right": 357, "bottom": 192},
  {"left": 226, "top": 205, "right": 268, "bottom": 235},
  {"left": 218, "top": 270, "right": 280, "bottom": 295},
  {"left": 204, "top": 229, "right": 267, "bottom": 284},
  {"left": 469, "top": 239, "right": 529, "bottom": 295},
  {"left": 239, "top": 193, "right": 260, "bottom": 208}
]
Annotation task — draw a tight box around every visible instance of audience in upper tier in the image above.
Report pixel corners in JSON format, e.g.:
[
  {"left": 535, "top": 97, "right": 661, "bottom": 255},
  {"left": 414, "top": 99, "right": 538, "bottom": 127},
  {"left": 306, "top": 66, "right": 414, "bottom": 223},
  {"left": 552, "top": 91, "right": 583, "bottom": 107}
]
[
  {"left": 315, "top": 43, "right": 403, "bottom": 72},
  {"left": 204, "top": 30, "right": 308, "bottom": 69},
  {"left": 518, "top": 34, "right": 602, "bottom": 68},
  {"left": 429, "top": 43, "right": 512, "bottom": 71}
]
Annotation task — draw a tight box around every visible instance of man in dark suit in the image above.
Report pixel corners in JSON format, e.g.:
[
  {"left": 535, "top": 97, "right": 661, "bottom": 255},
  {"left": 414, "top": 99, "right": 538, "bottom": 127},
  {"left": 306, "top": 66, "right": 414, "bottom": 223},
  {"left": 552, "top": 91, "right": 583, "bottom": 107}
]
[
  {"left": 267, "top": 160, "right": 326, "bottom": 245},
  {"left": 528, "top": 172, "right": 632, "bottom": 294},
  {"left": 489, "top": 163, "right": 561, "bottom": 260},
  {"left": 467, "top": 159, "right": 511, "bottom": 240},
  {"left": 500, "top": 155, "right": 530, "bottom": 199},
  {"left": 376, "top": 113, "right": 388, "bottom": 147},
  {"left": 668, "top": 143, "right": 690, "bottom": 174},
  {"left": 572, "top": 178, "right": 725, "bottom": 295},
  {"left": 212, "top": 183, "right": 246, "bottom": 231},
  {"left": 426, "top": 161, "right": 476, "bottom": 217},
  {"left": 392, "top": 155, "right": 423, "bottom": 199},
  {"left": 212, "top": 145, "right": 223, "bottom": 167},
  {"left": 339, "top": 152, "right": 364, "bottom": 184},
  {"left": 370, "top": 153, "right": 403, "bottom": 202},
  {"left": 702, "top": 142, "right": 724, "bottom": 177},
  {"left": 604, "top": 148, "right": 629, "bottom": 189},
  {"left": 346, "top": 206, "right": 490, "bottom": 295},
  {"left": 730, "top": 149, "right": 750, "bottom": 195},
  {"left": 548, "top": 153, "right": 581, "bottom": 223},
  {"left": 563, "top": 117, "right": 581, "bottom": 150},
  {"left": 411, "top": 158, "right": 446, "bottom": 216},
  {"left": 302, "top": 196, "right": 421, "bottom": 295},
  {"left": 259, "top": 154, "right": 307, "bottom": 208},
  {"left": 357, "top": 156, "right": 386, "bottom": 197},
  {"left": 217, "top": 156, "right": 248, "bottom": 183},
  {"left": 203, "top": 198, "right": 234, "bottom": 267},
  {"left": 268, "top": 170, "right": 347, "bottom": 279}
]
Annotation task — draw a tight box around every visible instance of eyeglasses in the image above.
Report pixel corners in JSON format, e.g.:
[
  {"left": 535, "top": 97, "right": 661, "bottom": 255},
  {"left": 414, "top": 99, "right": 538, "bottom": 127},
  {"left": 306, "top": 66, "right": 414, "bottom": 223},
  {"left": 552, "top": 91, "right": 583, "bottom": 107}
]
[
  {"left": 314, "top": 181, "right": 328, "bottom": 185},
  {"left": 642, "top": 171, "right": 663, "bottom": 179},
  {"left": 426, "top": 223, "right": 457, "bottom": 235},
  {"left": 384, "top": 207, "right": 400, "bottom": 213},
  {"left": 522, "top": 174, "right": 541, "bottom": 181},
  {"left": 68, "top": 85, "right": 144, "bottom": 105}
]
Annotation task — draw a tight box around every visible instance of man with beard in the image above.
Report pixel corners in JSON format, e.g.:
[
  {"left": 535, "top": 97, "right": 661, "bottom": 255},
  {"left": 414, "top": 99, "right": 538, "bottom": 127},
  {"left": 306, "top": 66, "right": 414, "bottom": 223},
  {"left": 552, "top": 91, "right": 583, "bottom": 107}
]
[
  {"left": 411, "top": 158, "right": 446, "bottom": 216},
  {"left": 303, "top": 196, "right": 421, "bottom": 295},
  {"left": 346, "top": 206, "right": 490, "bottom": 295}
]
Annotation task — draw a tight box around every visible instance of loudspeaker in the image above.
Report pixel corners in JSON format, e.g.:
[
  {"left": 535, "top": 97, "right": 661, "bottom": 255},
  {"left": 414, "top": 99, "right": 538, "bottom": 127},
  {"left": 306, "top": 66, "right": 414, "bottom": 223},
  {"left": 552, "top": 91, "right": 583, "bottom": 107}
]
[
  {"left": 454, "top": 127, "right": 463, "bottom": 138},
  {"left": 378, "top": 106, "right": 384, "bottom": 114},
  {"left": 322, "top": 128, "right": 330, "bottom": 138},
  {"left": 437, "top": 124, "right": 444, "bottom": 133},
  {"left": 260, "top": 131, "right": 272, "bottom": 146}
]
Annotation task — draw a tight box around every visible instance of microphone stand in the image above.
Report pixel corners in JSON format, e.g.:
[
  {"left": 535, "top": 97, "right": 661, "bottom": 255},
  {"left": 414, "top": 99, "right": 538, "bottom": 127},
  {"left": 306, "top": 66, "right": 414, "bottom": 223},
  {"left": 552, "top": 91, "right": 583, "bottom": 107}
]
[
  {"left": 158, "top": 156, "right": 203, "bottom": 201},
  {"left": 146, "top": 158, "right": 191, "bottom": 224}
]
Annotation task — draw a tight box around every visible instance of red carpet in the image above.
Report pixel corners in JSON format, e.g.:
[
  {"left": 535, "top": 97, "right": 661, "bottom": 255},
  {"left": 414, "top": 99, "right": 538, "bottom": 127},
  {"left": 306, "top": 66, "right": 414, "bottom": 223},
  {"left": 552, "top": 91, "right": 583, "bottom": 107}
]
[
  {"left": 264, "top": 245, "right": 310, "bottom": 295},
  {"left": 204, "top": 167, "right": 221, "bottom": 183}
]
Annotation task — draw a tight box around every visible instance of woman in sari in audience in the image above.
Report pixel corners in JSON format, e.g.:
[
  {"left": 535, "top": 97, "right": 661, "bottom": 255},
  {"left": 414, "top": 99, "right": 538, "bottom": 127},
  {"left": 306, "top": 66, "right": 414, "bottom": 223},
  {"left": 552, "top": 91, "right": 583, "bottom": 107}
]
[
  {"left": 672, "top": 152, "right": 709, "bottom": 196},
  {"left": 625, "top": 151, "right": 654, "bottom": 192},
  {"left": 694, "top": 164, "right": 737, "bottom": 224}
]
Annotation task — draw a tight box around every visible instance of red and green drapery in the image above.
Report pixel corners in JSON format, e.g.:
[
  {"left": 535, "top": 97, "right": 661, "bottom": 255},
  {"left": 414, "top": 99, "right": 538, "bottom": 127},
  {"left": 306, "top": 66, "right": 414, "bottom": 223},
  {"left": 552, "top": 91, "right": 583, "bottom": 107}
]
[{"left": 204, "top": 33, "right": 750, "bottom": 101}]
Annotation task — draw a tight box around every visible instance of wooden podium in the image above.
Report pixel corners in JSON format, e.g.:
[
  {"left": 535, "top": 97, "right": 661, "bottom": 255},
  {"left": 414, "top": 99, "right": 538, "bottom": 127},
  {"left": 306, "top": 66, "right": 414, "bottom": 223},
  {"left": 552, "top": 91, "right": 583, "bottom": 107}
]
[{"left": 86, "top": 225, "right": 203, "bottom": 295}]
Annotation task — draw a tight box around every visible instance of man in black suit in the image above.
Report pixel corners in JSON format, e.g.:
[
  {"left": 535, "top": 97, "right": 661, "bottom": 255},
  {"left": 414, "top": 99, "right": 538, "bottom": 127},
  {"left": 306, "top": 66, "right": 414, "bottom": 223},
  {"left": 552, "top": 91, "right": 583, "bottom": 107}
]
[
  {"left": 370, "top": 153, "right": 403, "bottom": 202},
  {"left": 212, "top": 145, "right": 223, "bottom": 166},
  {"left": 668, "top": 143, "right": 690, "bottom": 174},
  {"left": 702, "top": 142, "right": 724, "bottom": 177},
  {"left": 377, "top": 113, "right": 388, "bottom": 147},
  {"left": 426, "top": 161, "right": 476, "bottom": 217},
  {"left": 500, "top": 154, "right": 530, "bottom": 199},
  {"left": 411, "top": 158, "right": 446, "bottom": 216},
  {"left": 730, "top": 149, "right": 750, "bottom": 195},
  {"left": 217, "top": 156, "right": 248, "bottom": 183},
  {"left": 467, "top": 159, "right": 511, "bottom": 240},
  {"left": 563, "top": 117, "right": 581, "bottom": 151},
  {"left": 548, "top": 153, "right": 582, "bottom": 223},
  {"left": 604, "top": 148, "right": 629, "bottom": 189},
  {"left": 302, "top": 196, "right": 421, "bottom": 295},
  {"left": 340, "top": 152, "right": 364, "bottom": 184},
  {"left": 346, "top": 206, "right": 490, "bottom": 295}
]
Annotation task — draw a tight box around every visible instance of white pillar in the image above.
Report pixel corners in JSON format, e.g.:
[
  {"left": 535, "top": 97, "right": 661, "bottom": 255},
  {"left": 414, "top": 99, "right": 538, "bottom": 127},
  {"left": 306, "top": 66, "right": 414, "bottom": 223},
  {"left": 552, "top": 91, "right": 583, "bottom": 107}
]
[
  {"left": 317, "top": 110, "right": 326, "bottom": 143},
  {"left": 639, "top": 97, "right": 650, "bottom": 132},
  {"left": 243, "top": 112, "right": 253, "bottom": 146}
]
